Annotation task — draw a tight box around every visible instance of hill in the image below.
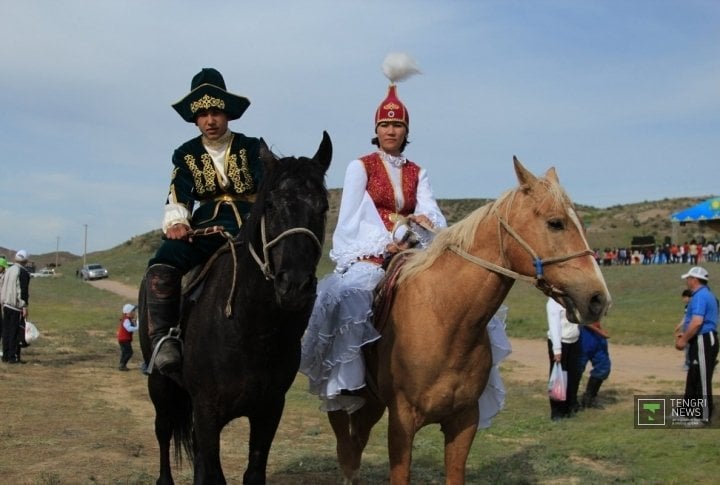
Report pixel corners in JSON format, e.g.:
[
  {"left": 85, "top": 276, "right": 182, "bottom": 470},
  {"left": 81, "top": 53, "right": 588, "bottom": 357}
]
[{"left": 2, "top": 193, "right": 717, "bottom": 281}]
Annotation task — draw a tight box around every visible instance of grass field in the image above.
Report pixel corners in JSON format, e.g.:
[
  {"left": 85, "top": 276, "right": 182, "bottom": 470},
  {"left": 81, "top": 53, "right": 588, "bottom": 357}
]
[{"left": 4, "top": 258, "right": 715, "bottom": 483}]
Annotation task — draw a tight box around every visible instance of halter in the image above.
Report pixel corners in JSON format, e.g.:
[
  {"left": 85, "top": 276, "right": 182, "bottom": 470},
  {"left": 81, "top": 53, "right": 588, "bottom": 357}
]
[
  {"left": 248, "top": 215, "right": 323, "bottom": 280},
  {"left": 183, "top": 220, "right": 321, "bottom": 317},
  {"left": 447, "top": 208, "right": 594, "bottom": 298}
]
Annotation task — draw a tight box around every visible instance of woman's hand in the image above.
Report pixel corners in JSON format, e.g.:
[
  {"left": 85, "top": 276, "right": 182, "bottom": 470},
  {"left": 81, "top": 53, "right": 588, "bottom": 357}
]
[{"left": 409, "top": 214, "right": 432, "bottom": 229}]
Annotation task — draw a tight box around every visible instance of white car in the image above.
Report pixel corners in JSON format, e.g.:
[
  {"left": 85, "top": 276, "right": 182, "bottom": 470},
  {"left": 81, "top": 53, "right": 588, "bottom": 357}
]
[
  {"left": 80, "top": 264, "right": 108, "bottom": 280},
  {"left": 31, "top": 268, "right": 56, "bottom": 278}
]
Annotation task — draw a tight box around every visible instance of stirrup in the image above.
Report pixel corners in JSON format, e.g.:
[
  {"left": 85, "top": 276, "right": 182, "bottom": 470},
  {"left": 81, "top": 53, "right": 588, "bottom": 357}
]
[{"left": 148, "top": 327, "right": 183, "bottom": 373}]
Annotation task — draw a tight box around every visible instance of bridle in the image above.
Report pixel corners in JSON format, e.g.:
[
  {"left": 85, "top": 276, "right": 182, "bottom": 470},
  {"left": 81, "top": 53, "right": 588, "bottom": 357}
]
[
  {"left": 183, "top": 217, "right": 322, "bottom": 317},
  {"left": 448, "top": 207, "right": 594, "bottom": 298},
  {"left": 248, "top": 215, "right": 323, "bottom": 280}
]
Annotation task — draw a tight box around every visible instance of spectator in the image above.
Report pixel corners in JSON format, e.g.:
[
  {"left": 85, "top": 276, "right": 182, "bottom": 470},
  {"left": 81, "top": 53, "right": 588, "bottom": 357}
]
[
  {"left": 579, "top": 321, "right": 611, "bottom": 409},
  {"left": 674, "top": 289, "right": 693, "bottom": 370},
  {"left": 0, "top": 256, "right": 7, "bottom": 352},
  {"left": 0, "top": 250, "right": 31, "bottom": 364},
  {"left": 546, "top": 298, "right": 581, "bottom": 420},
  {"left": 117, "top": 304, "right": 138, "bottom": 371},
  {"left": 675, "top": 266, "right": 719, "bottom": 425}
]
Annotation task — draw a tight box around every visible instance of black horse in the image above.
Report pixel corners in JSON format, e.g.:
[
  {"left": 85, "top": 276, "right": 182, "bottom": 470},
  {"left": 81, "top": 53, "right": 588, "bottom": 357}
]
[{"left": 139, "top": 132, "right": 332, "bottom": 484}]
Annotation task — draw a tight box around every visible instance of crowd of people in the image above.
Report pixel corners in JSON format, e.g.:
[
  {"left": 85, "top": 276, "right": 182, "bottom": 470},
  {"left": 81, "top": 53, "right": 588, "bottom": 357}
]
[{"left": 598, "top": 240, "right": 720, "bottom": 266}]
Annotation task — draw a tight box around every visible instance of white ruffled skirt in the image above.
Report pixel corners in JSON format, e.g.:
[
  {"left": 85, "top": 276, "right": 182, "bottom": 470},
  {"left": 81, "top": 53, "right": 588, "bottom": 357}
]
[
  {"left": 300, "top": 262, "right": 383, "bottom": 413},
  {"left": 299, "top": 262, "right": 511, "bottom": 428}
]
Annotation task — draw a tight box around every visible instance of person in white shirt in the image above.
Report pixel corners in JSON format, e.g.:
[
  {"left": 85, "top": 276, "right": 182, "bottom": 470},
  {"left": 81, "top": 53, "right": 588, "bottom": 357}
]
[{"left": 546, "top": 297, "right": 582, "bottom": 420}]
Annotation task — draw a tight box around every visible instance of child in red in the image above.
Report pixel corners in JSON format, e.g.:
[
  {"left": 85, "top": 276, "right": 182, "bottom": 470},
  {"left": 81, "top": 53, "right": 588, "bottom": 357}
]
[{"left": 117, "top": 303, "right": 138, "bottom": 371}]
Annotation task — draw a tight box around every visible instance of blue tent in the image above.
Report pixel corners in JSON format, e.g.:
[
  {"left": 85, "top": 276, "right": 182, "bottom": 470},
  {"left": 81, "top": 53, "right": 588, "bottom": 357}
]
[{"left": 671, "top": 197, "right": 720, "bottom": 224}]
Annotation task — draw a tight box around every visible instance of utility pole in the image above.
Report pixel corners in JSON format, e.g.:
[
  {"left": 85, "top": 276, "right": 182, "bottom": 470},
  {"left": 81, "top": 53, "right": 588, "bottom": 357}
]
[
  {"left": 83, "top": 224, "right": 88, "bottom": 267},
  {"left": 55, "top": 236, "right": 59, "bottom": 268}
]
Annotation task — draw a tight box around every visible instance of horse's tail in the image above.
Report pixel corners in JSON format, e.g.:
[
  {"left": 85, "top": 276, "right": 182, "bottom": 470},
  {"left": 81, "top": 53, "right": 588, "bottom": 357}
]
[{"left": 169, "top": 385, "right": 194, "bottom": 464}]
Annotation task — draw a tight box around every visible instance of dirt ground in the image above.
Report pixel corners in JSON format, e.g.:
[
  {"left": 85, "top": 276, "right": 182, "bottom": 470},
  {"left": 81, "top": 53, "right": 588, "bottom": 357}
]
[{"left": 0, "top": 279, "right": 687, "bottom": 483}]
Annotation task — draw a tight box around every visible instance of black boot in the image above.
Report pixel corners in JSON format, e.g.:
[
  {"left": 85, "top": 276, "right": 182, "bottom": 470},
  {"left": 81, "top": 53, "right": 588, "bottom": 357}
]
[
  {"left": 145, "top": 264, "right": 183, "bottom": 376},
  {"left": 582, "top": 376, "right": 605, "bottom": 409}
]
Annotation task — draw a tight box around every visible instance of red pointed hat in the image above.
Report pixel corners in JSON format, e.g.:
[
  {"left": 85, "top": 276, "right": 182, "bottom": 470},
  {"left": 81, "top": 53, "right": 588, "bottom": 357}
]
[
  {"left": 375, "top": 84, "right": 409, "bottom": 128},
  {"left": 374, "top": 53, "right": 421, "bottom": 129}
]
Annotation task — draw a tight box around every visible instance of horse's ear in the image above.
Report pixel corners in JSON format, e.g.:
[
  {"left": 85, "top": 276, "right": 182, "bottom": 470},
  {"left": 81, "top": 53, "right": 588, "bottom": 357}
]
[
  {"left": 312, "top": 131, "right": 332, "bottom": 174},
  {"left": 258, "top": 138, "right": 277, "bottom": 170},
  {"left": 545, "top": 167, "right": 559, "bottom": 184},
  {"left": 513, "top": 156, "right": 538, "bottom": 187}
]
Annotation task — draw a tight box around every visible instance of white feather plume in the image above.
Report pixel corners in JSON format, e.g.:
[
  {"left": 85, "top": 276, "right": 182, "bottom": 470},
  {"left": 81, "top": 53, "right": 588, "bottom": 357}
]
[{"left": 382, "top": 52, "right": 421, "bottom": 83}]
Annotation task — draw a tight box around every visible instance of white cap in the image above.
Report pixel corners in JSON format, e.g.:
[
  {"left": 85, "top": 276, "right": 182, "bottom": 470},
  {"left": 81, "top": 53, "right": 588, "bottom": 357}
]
[
  {"left": 15, "top": 249, "right": 28, "bottom": 262},
  {"left": 681, "top": 266, "right": 709, "bottom": 281},
  {"left": 122, "top": 303, "right": 137, "bottom": 314}
]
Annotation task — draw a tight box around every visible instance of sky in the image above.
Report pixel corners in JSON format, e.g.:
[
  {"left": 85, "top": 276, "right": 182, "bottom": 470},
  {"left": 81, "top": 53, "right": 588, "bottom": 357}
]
[{"left": 1, "top": 0, "right": 718, "bottom": 257}]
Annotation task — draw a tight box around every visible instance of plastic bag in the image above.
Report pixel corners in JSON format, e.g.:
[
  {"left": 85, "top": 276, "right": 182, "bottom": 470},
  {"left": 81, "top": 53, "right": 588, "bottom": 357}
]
[
  {"left": 23, "top": 320, "right": 40, "bottom": 346},
  {"left": 547, "top": 362, "right": 567, "bottom": 401}
]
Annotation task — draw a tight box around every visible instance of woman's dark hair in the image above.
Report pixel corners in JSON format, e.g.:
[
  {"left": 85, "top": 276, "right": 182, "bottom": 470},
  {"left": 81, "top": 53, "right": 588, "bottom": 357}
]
[{"left": 371, "top": 136, "right": 409, "bottom": 153}]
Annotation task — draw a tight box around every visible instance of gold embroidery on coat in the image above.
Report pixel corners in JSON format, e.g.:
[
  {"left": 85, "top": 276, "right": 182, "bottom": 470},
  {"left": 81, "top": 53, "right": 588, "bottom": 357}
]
[
  {"left": 199, "top": 154, "right": 217, "bottom": 192},
  {"left": 226, "top": 148, "right": 254, "bottom": 192}
]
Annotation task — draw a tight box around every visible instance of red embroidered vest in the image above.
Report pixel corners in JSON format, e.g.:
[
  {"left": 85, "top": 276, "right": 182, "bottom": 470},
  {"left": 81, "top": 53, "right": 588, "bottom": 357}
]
[{"left": 360, "top": 152, "right": 420, "bottom": 231}]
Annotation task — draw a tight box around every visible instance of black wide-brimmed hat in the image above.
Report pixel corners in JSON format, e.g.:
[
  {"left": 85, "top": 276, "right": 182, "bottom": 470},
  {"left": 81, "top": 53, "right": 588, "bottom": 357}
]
[{"left": 172, "top": 68, "right": 250, "bottom": 123}]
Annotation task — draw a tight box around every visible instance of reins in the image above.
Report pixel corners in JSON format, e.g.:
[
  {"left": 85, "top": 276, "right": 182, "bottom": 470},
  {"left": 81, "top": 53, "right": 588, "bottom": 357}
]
[{"left": 447, "top": 208, "right": 593, "bottom": 298}]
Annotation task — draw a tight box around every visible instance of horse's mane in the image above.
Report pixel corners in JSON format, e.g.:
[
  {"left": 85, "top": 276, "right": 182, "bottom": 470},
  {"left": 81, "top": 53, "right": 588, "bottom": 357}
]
[{"left": 396, "top": 174, "right": 570, "bottom": 284}]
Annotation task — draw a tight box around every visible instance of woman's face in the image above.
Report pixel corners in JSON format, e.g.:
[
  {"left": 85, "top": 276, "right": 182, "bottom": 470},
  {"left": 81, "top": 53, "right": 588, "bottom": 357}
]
[{"left": 376, "top": 121, "right": 407, "bottom": 155}]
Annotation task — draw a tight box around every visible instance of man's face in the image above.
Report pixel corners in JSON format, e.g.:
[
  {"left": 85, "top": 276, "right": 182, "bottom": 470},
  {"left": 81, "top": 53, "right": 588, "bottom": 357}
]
[{"left": 195, "top": 108, "right": 229, "bottom": 141}]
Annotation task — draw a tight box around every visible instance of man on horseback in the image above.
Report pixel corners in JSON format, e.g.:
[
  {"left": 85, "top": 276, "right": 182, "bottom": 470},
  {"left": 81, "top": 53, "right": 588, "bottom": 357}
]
[{"left": 144, "top": 68, "right": 265, "bottom": 376}]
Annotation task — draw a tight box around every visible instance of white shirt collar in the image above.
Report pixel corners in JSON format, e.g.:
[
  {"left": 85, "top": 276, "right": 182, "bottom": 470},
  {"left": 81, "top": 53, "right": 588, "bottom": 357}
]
[{"left": 378, "top": 150, "right": 406, "bottom": 168}]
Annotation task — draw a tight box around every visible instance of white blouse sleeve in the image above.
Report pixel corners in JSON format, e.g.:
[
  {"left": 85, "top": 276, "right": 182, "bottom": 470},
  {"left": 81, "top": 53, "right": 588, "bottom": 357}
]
[
  {"left": 546, "top": 298, "right": 563, "bottom": 354},
  {"left": 162, "top": 203, "right": 191, "bottom": 233},
  {"left": 329, "top": 159, "right": 393, "bottom": 272},
  {"left": 414, "top": 167, "right": 447, "bottom": 229}
]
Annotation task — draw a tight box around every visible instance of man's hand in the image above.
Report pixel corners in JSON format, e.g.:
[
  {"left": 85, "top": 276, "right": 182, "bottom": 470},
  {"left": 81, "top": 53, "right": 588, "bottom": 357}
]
[
  {"left": 166, "top": 223, "right": 192, "bottom": 241},
  {"left": 675, "top": 332, "right": 686, "bottom": 351}
]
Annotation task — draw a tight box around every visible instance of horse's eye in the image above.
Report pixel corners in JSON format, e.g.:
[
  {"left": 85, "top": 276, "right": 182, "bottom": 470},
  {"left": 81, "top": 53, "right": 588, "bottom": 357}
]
[{"left": 548, "top": 219, "right": 565, "bottom": 231}]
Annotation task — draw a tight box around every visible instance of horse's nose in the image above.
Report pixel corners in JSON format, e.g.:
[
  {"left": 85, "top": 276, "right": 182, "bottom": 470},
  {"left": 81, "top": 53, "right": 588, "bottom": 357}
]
[
  {"left": 274, "top": 271, "right": 317, "bottom": 308},
  {"left": 588, "top": 291, "right": 609, "bottom": 320}
]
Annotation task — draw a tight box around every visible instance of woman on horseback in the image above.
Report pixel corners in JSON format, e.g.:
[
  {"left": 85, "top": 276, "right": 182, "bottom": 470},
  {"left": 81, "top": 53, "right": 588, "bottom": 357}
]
[{"left": 300, "top": 54, "right": 447, "bottom": 413}]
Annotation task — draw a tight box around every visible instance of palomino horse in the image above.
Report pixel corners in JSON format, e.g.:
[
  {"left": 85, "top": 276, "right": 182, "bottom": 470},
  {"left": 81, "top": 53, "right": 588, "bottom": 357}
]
[
  {"left": 139, "top": 132, "right": 332, "bottom": 484},
  {"left": 328, "top": 157, "right": 611, "bottom": 484}
]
